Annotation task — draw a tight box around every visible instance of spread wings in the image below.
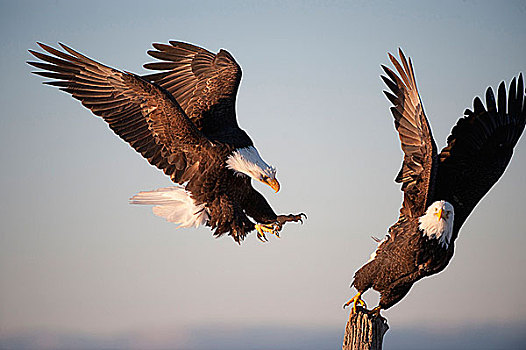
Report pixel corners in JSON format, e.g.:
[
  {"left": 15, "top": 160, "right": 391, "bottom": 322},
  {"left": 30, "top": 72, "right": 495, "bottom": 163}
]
[
  {"left": 381, "top": 49, "right": 438, "bottom": 222},
  {"left": 142, "top": 41, "right": 252, "bottom": 147},
  {"left": 382, "top": 50, "right": 525, "bottom": 239},
  {"left": 27, "top": 43, "right": 213, "bottom": 184},
  {"left": 434, "top": 74, "right": 526, "bottom": 236}
]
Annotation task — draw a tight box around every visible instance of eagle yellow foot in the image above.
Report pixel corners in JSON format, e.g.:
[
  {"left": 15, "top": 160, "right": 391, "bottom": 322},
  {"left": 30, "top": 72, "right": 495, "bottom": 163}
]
[
  {"left": 255, "top": 213, "right": 306, "bottom": 242},
  {"left": 255, "top": 223, "right": 281, "bottom": 242},
  {"left": 343, "top": 292, "right": 367, "bottom": 313}
]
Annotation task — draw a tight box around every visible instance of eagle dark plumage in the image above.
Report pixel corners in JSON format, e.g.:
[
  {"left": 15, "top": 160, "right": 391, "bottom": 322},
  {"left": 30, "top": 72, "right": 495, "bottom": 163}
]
[
  {"left": 345, "top": 49, "right": 525, "bottom": 314},
  {"left": 28, "top": 41, "right": 305, "bottom": 244}
]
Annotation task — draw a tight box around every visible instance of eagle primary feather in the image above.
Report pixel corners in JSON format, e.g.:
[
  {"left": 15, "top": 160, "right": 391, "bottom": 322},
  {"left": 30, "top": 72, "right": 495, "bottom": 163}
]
[
  {"left": 28, "top": 41, "right": 305, "bottom": 243},
  {"left": 346, "top": 49, "right": 525, "bottom": 313}
]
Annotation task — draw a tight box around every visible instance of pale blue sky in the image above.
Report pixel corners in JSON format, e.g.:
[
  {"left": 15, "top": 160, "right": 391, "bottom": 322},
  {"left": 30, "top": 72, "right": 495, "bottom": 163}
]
[{"left": 1, "top": 1, "right": 526, "bottom": 349}]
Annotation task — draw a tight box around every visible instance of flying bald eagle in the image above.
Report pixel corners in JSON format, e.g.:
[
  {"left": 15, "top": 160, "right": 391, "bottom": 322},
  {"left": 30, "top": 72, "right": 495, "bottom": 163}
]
[
  {"left": 28, "top": 41, "right": 305, "bottom": 243},
  {"left": 344, "top": 50, "right": 525, "bottom": 314}
]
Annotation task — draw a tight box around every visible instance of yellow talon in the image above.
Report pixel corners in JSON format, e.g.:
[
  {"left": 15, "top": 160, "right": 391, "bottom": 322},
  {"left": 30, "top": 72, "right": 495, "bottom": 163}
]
[
  {"left": 255, "top": 223, "right": 280, "bottom": 242},
  {"left": 343, "top": 292, "right": 367, "bottom": 313},
  {"left": 255, "top": 224, "right": 268, "bottom": 242}
]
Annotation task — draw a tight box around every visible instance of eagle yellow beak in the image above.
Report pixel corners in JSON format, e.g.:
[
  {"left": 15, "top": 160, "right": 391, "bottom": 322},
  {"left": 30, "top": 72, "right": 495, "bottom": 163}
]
[
  {"left": 435, "top": 208, "right": 443, "bottom": 220},
  {"left": 265, "top": 178, "right": 280, "bottom": 193}
]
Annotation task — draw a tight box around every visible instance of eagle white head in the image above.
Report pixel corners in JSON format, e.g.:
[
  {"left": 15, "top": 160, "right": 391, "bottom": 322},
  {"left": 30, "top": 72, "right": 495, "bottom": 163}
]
[
  {"left": 226, "top": 146, "right": 280, "bottom": 192},
  {"left": 418, "top": 200, "right": 455, "bottom": 248}
]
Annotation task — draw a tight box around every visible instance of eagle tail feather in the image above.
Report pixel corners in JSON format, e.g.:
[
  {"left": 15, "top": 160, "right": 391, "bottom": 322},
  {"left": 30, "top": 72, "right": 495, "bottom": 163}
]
[{"left": 130, "top": 186, "right": 209, "bottom": 228}]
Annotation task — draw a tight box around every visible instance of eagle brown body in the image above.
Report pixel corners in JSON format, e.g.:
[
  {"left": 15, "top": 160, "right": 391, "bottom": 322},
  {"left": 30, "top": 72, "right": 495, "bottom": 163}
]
[
  {"left": 353, "top": 219, "right": 452, "bottom": 310},
  {"left": 348, "top": 50, "right": 525, "bottom": 312}
]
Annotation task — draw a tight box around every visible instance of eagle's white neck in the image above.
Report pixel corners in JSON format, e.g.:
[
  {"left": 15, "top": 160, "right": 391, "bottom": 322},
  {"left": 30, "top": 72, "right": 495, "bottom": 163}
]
[
  {"left": 226, "top": 146, "right": 276, "bottom": 180},
  {"left": 418, "top": 200, "right": 455, "bottom": 248}
]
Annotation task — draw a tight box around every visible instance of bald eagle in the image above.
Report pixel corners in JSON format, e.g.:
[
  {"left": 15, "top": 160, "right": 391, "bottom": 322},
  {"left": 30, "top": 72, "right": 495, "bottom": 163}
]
[
  {"left": 344, "top": 50, "right": 525, "bottom": 314},
  {"left": 28, "top": 41, "right": 305, "bottom": 243}
]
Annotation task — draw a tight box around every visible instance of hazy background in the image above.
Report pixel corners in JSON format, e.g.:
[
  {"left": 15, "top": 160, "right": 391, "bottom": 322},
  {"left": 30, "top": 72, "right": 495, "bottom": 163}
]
[{"left": 1, "top": 1, "right": 526, "bottom": 349}]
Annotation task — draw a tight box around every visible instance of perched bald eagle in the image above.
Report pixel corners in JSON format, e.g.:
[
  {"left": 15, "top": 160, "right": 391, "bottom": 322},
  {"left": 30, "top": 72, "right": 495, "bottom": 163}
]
[
  {"left": 344, "top": 50, "right": 525, "bottom": 314},
  {"left": 28, "top": 41, "right": 305, "bottom": 243}
]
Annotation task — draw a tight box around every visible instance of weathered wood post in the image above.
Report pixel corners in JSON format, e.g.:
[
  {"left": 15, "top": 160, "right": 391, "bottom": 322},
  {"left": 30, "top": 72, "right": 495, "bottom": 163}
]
[{"left": 342, "top": 306, "right": 389, "bottom": 350}]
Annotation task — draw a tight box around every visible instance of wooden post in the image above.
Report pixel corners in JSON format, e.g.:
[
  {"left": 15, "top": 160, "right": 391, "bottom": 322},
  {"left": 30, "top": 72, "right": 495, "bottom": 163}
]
[{"left": 342, "top": 306, "right": 389, "bottom": 350}]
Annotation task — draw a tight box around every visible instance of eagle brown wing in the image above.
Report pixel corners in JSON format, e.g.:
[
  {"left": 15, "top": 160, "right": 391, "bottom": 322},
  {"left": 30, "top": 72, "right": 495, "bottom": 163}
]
[
  {"left": 27, "top": 42, "right": 212, "bottom": 184},
  {"left": 381, "top": 49, "right": 438, "bottom": 224},
  {"left": 434, "top": 74, "right": 525, "bottom": 239},
  {"left": 142, "top": 41, "right": 252, "bottom": 148}
]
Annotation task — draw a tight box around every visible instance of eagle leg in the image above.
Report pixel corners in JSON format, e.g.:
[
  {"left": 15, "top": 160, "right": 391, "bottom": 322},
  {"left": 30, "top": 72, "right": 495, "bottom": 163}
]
[
  {"left": 276, "top": 213, "right": 307, "bottom": 225},
  {"left": 343, "top": 292, "right": 367, "bottom": 313}
]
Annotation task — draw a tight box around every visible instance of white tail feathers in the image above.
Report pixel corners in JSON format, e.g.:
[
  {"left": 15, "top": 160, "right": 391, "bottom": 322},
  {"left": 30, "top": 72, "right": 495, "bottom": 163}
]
[{"left": 130, "top": 187, "right": 209, "bottom": 228}]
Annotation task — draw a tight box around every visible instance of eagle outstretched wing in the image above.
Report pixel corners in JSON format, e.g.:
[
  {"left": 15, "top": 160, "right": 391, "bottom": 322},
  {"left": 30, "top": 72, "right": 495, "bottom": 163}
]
[
  {"left": 434, "top": 74, "right": 525, "bottom": 238},
  {"left": 27, "top": 43, "right": 213, "bottom": 184},
  {"left": 142, "top": 41, "right": 252, "bottom": 148},
  {"left": 381, "top": 49, "right": 438, "bottom": 223}
]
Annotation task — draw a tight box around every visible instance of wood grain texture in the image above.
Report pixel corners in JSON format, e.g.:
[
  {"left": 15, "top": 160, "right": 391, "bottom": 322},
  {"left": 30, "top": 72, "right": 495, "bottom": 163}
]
[{"left": 342, "top": 307, "right": 389, "bottom": 350}]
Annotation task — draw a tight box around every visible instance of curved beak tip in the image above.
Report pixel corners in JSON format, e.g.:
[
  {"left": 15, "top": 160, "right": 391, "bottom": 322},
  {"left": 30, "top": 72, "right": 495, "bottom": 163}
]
[{"left": 268, "top": 178, "right": 280, "bottom": 193}]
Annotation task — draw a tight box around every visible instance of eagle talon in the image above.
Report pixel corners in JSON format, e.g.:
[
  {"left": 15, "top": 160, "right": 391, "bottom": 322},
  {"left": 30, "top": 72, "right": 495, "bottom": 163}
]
[
  {"left": 256, "top": 229, "right": 268, "bottom": 242},
  {"left": 260, "top": 235, "right": 268, "bottom": 242},
  {"left": 343, "top": 292, "right": 367, "bottom": 313},
  {"left": 255, "top": 223, "right": 281, "bottom": 242}
]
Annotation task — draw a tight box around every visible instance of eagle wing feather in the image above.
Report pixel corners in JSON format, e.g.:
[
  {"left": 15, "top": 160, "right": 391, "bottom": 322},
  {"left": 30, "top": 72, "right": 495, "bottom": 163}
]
[
  {"left": 28, "top": 42, "right": 211, "bottom": 184},
  {"left": 434, "top": 74, "right": 526, "bottom": 239},
  {"left": 142, "top": 41, "right": 252, "bottom": 147},
  {"left": 381, "top": 49, "right": 438, "bottom": 226}
]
